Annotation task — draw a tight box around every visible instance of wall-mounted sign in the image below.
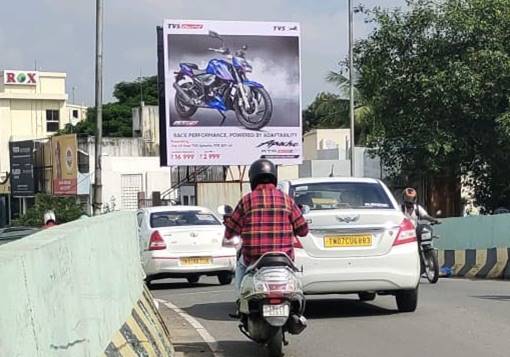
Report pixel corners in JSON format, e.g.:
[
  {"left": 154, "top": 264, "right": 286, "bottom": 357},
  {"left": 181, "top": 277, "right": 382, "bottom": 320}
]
[
  {"left": 52, "top": 134, "right": 78, "bottom": 195},
  {"left": 3, "top": 70, "right": 38, "bottom": 86},
  {"left": 9, "top": 140, "right": 35, "bottom": 197}
]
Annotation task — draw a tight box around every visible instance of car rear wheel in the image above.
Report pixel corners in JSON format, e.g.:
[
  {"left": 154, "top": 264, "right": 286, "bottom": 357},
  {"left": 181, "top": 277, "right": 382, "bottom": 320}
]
[
  {"left": 218, "top": 272, "right": 233, "bottom": 285},
  {"left": 358, "top": 292, "right": 376, "bottom": 302},
  {"left": 395, "top": 288, "right": 418, "bottom": 312},
  {"left": 187, "top": 276, "right": 200, "bottom": 284}
]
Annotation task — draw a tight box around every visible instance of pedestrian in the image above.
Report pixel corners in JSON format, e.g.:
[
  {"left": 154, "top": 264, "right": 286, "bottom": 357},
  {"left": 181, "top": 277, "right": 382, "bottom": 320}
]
[{"left": 42, "top": 210, "right": 57, "bottom": 229}]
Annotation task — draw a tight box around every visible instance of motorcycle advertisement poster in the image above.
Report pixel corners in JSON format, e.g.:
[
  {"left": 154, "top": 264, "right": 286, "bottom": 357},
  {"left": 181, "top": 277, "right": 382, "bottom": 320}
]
[{"left": 159, "top": 20, "right": 302, "bottom": 166}]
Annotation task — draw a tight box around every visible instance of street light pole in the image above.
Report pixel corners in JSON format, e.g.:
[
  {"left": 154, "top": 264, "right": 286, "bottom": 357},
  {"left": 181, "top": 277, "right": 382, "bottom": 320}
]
[
  {"left": 93, "top": 0, "right": 103, "bottom": 215},
  {"left": 348, "top": 0, "right": 356, "bottom": 176}
]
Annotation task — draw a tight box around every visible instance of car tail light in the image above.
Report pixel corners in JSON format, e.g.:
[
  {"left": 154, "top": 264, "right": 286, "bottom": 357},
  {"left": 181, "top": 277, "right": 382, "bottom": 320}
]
[
  {"left": 393, "top": 218, "right": 417, "bottom": 246},
  {"left": 293, "top": 237, "right": 304, "bottom": 249},
  {"left": 149, "top": 230, "right": 167, "bottom": 250}
]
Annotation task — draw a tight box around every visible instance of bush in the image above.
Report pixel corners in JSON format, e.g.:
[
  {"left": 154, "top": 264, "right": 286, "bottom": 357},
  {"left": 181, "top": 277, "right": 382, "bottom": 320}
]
[{"left": 15, "top": 193, "right": 83, "bottom": 227}]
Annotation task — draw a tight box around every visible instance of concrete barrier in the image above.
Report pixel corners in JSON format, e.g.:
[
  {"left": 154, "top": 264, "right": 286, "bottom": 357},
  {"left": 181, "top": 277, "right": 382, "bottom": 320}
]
[
  {"left": 435, "top": 214, "right": 510, "bottom": 279},
  {"left": 0, "top": 212, "right": 173, "bottom": 356}
]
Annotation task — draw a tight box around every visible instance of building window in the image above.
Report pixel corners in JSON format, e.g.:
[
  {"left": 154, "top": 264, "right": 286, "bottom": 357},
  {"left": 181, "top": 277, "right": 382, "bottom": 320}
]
[
  {"left": 46, "top": 110, "right": 60, "bottom": 132},
  {"left": 72, "top": 110, "right": 79, "bottom": 119}
]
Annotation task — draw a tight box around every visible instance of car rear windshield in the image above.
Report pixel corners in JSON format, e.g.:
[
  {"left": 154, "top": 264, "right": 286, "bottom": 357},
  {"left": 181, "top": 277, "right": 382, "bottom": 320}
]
[
  {"left": 290, "top": 182, "right": 394, "bottom": 210},
  {"left": 150, "top": 211, "right": 221, "bottom": 228}
]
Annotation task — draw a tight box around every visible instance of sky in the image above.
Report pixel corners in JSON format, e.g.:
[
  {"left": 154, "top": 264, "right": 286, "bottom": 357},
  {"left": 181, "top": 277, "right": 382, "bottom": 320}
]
[{"left": 0, "top": 0, "right": 406, "bottom": 107}]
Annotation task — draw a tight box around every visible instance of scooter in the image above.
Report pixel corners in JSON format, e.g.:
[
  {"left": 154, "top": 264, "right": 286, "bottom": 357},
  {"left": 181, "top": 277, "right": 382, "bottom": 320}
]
[{"left": 218, "top": 206, "right": 307, "bottom": 357}]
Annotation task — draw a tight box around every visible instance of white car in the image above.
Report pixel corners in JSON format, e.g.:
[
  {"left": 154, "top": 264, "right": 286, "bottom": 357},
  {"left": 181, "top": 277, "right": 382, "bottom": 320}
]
[
  {"left": 279, "top": 177, "right": 421, "bottom": 312},
  {"left": 137, "top": 206, "right": 236, "bottom": 285}
]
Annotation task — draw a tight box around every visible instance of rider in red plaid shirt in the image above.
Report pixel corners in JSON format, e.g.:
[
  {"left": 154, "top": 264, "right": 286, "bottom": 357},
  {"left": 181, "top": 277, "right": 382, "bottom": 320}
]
[{"left": 224, "top": 159, "right": 309, "bottom": 293}]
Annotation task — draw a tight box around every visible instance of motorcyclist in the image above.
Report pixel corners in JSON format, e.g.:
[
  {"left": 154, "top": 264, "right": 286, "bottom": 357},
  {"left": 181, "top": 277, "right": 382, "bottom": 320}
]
[
  {"left": 401, "top": 188, "right": 439, "bottom": 227},
  {"left": 223, "top": 159, "right": 309, "bottom": 297}
]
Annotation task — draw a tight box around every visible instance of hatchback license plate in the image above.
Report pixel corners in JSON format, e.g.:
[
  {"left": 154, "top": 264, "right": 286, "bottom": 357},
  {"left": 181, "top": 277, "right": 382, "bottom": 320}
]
[
  {"left": 324, "top": 235, "right": 372, "bottom": 248},
  {"left": 180, "top": 257, "right": 211, "bottom": 265},
  {"left": 263, "top": 304, "right": 290, "bottom": 317}
]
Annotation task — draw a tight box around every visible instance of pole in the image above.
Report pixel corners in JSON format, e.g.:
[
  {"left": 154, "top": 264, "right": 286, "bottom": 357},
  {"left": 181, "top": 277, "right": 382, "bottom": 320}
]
[
  {"left": 348, "top": 0, "right": 356, "bottom": 177},
  {"left": 93, "top": 0, "right": 103, "bottom": 215}
]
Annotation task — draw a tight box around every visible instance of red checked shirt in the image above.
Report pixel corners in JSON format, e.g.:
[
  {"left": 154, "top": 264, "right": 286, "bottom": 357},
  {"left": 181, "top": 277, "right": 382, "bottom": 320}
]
[{"left": 224, "top": 183, "right": 309, "bottom": 265}]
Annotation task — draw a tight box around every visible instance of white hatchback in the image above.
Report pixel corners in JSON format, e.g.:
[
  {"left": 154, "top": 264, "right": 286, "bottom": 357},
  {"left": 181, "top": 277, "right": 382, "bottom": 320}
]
[
  {"left": 137, "top": 206, "right": 236, "bottom": 285},
  {"left": 279, "top": 177, "right": 421, "bottom": 312}
]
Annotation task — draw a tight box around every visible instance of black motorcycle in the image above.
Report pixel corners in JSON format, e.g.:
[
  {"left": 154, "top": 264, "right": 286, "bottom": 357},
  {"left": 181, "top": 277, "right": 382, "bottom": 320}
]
[{"left": 416, "top": 221, "right": 441, "bottom": 283}]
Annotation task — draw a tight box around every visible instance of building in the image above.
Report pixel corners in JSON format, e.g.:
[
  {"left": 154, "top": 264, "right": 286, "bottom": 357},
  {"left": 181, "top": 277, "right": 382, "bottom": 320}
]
[{"left": 0, "top": 70, "right": 87, "bottom": 226}]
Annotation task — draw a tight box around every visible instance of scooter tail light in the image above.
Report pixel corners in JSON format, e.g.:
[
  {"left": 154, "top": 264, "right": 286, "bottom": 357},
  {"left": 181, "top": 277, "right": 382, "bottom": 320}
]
[{"left": 393, "top": 218, "right": 417, "bottom": 246}]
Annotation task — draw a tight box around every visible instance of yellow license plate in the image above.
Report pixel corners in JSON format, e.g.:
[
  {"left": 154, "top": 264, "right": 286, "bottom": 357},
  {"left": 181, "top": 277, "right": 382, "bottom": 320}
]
[
  {"left": 180, "top": 257, "right": 212, "bottom": 265},
  {"left": 324, "top": 235, "right": 373, "bottom": 248}
]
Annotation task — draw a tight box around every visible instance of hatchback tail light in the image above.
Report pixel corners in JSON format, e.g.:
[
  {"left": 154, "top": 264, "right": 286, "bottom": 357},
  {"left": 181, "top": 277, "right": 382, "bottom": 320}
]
[
  {"left": 149, "top": 230, "right": 167, "bottom": 250},
  {"left": 393, "top": 218, "right": 417, "bottom": 246}
]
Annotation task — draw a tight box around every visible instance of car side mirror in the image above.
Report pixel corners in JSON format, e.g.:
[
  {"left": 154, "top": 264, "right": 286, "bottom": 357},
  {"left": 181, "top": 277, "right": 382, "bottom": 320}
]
[
  {"left": 218, "top": 205, "right": 233, "bottom": 216},
  {"left": 300, "top": 204, "right": 311, "bottom": 215}
]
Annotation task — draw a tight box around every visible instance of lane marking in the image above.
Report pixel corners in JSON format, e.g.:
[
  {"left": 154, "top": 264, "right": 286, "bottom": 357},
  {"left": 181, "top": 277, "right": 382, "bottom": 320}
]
[
  {"left": 155, "top": 298, "right": 221, "bottom": 356},
  {"left": 154, "top": 289, "right": 233, "bottom": 297}
]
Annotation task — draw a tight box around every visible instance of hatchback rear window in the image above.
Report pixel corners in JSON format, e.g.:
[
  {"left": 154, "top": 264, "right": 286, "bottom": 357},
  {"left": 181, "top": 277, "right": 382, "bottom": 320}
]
[
  {"left": 290, "top": 182, "right": 394, "bottom": 210},
  {"left": 150, "top": 211, "right": 221, "bottom": 228}
]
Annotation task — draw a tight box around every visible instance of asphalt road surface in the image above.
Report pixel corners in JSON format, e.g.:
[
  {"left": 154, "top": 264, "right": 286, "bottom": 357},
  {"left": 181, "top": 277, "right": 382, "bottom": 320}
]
[{"left": 152, "top": 278, "right": 510, "bottom": 357}]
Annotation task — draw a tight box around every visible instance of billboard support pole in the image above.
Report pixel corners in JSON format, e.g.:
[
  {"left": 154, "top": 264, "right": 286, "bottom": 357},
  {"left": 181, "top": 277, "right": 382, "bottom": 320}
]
[
  {"left": 348, "top": 0, "right": 356, "bottom": 177},
  {"left": 93, "top": 0, "right": 103, "bottom": 215}
]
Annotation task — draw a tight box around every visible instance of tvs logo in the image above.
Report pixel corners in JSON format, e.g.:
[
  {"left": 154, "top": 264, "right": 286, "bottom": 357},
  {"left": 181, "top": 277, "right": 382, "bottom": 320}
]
[
  {"left": 3, "top": 71, "right": 38, "bottom": 86},
  {"left": 273, "top": 25, "right": 299, "bottom": 32},
  {"left": 168, "top": 23, "right": 204, "bottom": 30}
]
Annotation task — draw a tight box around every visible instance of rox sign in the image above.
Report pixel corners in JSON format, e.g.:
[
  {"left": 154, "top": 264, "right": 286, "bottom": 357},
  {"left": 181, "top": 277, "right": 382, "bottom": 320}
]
[{"left": 3, "top": 70, "right": 38, "bottom": 85}]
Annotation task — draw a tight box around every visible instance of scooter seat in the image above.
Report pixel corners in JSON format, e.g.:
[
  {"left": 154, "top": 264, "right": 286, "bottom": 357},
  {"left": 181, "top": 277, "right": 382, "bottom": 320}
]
[
  {"left": 245, "top": 252, "right": 297, "bottom": 274},
  {"left": 181, "top": 62, "right": 199, "bottom": 69}
]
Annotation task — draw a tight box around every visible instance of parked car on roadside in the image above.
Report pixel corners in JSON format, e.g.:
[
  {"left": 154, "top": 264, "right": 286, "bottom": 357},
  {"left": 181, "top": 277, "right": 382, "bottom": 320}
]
[
  {"left": 137, "top": 206, "right": 236, "bottom": 286},
  {"left": 0, "top": 226, "right": 40, "bottom": 246},
  {"left": 278, "top": 177, "right": 421, "bottom": 312}
]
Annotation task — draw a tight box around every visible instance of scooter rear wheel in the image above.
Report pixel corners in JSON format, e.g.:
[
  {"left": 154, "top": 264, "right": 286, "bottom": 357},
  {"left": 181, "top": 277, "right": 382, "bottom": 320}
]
[{"left": 267, "top": 328, "right": 283, "bottom": 357}]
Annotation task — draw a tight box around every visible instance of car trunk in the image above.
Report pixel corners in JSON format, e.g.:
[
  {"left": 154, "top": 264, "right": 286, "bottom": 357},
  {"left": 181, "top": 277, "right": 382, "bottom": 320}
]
[
  {"left": 154, "top": 226, "right": 224, "bottom": 254},
  {"left": 302, "top": 209, "right": 404, "bottom": 258}
]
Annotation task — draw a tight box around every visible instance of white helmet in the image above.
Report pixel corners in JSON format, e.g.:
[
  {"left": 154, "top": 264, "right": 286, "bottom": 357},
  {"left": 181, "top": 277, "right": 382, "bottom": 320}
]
[{"left": 43, "top": 210, "right": 56, "bottom": 225}]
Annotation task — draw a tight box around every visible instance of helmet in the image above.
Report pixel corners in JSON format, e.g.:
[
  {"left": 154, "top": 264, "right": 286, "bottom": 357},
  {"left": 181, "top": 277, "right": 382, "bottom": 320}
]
[
  {"left": 402, "top": 188, "right": 417, "bottom": 204},
  {"left": 248, "top": 159, "right": 277, "bottom": 190},
  {"left": 43, "top": 210, "right": 56, "bottom": 225}
]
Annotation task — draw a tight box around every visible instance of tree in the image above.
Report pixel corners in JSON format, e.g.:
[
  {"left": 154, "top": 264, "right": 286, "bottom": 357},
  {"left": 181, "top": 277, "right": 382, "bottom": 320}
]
[
  {"left": 15, "top": 193, "right": 83, "bottom": 227},
  {"left": 62, "top": 76, "right": 158, "bottom": 137},
  {"left": 354, "top": 0, "right": 510, "bottom": 212}
]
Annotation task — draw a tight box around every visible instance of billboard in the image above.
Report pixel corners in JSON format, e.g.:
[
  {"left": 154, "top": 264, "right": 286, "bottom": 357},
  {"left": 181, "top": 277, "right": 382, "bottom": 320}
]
[
  {"left": 9, "top": 140, "right": 35, "bottom": 197},
  {"left": 52, "top": 134, "right": 78, "bottom": 195},
  {"left": 159, "top": 20, "right": 302, "bottom": 166}
]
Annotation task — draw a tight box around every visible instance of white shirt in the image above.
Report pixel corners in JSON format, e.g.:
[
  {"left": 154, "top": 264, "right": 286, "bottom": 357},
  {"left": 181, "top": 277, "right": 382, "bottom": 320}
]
[{"left": 403, "top": 204, "right": 429, "bottom": 227}]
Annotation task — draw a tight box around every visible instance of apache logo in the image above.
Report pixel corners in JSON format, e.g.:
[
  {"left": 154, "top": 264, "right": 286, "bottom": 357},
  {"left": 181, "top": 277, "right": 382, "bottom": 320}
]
[{"left": 257, "top": 140, "right": 299, "bottom": 149}]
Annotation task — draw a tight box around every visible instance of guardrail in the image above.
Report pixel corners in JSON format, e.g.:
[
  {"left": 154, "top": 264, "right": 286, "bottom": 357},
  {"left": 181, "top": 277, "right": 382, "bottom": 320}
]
[
  {"left": 0, "top": 212, "right": 173, "bottom": 356},
  {"left": 435, "top": 214, "right": 510, "bottom": 279}
]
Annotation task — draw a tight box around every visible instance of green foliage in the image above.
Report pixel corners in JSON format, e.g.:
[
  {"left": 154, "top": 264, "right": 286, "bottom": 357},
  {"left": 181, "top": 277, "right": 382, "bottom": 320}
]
[
  {"left": 62, "top": 76, "right": 158, "bottom": 137},
  {"left": 14, "top": 193, "right": 83, "bottom": 227},
  {"left": 354, "top": 0, "right": 510, "bottom": 211}
]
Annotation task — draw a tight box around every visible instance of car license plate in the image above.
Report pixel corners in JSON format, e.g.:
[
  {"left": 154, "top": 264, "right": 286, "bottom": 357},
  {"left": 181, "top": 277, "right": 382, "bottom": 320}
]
[
  {"left": 180, "top": 257, "right": 211, "bottom": 265},
  {"left": 263, "top": 304, "right": 290, "bottom": 317},
  {"left": 324, "top": 234, "right": 372, "bottom": 248}
]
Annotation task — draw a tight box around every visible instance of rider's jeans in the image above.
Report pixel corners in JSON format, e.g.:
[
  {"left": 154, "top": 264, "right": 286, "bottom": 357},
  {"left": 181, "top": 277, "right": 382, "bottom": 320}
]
[{"left": 235, "top": 255, "right": 248, "bottom": 296}]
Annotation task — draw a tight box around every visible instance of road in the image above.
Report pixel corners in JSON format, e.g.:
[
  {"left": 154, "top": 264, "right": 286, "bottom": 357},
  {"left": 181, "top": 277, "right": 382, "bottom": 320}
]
[{"left": 152, "top": 278, "right": 510, "bottom": 357}]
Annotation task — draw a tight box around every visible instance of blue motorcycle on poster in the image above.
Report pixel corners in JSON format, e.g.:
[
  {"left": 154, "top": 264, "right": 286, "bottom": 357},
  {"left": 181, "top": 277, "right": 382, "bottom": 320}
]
[{"left": 173, "top": 31, "right": 273, "bottom": 130}]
